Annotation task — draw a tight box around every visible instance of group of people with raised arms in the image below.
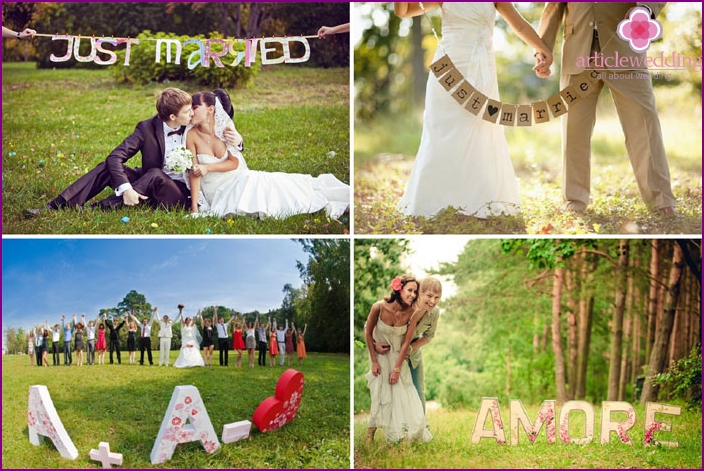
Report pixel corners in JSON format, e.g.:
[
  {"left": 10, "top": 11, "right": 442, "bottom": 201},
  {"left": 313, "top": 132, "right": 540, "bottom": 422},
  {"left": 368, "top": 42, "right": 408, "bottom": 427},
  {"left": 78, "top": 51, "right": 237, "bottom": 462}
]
[
  {"left": 27, "top": 307, "right": 309, "bottom": 369},
  {"left": 364, "top": 275, "right": 443, "bottom": 443}
]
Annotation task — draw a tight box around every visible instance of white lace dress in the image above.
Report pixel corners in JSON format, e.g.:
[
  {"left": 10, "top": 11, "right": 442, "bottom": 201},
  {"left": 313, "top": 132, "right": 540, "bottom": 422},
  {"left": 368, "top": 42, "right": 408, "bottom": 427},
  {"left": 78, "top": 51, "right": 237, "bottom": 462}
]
[
  {"left": 173, "top": 325, "right": 204, "bottom": 368},
  {"left": 397, "top": 2, "right": 520, "bottom": 218},
  {"left": 365, "top": 318, "right": 432, "bottom": 443}
]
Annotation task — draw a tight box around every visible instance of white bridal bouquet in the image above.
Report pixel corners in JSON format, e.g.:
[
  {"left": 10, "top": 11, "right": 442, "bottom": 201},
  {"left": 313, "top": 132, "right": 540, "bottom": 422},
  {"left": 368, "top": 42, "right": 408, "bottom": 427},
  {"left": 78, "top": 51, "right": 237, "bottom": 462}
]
[{"left": 165, "top": 146, "right": 194, "bottom": 173}]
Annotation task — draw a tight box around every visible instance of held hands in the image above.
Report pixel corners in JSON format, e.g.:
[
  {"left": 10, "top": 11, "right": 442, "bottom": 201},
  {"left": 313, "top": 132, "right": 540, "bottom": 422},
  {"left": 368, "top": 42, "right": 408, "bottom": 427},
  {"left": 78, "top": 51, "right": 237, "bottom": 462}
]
[
  {"left": 534, "top": 51, "right": 553, "bottom": 78},
  {"left": 122, "top": 188, "right": 147, "bottom": 206}
]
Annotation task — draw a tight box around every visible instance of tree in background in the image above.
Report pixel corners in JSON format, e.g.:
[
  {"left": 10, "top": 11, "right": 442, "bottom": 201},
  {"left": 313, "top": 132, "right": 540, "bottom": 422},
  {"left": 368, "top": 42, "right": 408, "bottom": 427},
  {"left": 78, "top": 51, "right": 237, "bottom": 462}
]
[
  {"left": 117, "top": 290, "right": 152, "bottom": 319},
  {"left": 354, "top": 239, "right": 701, "bottom": 413},
  {"left": 296, "top": 239, "right": 350, "bottom": 353}
]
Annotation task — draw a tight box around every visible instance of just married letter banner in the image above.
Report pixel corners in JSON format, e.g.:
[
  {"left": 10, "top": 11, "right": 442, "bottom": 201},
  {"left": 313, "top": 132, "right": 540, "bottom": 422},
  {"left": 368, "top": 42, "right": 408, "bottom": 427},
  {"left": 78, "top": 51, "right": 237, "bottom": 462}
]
[
  {"left": 39, "top": 33, "right": 313, "bottom": 69},
  {"left": 430, "top": 54, "right": 602, "bottom": 128}
]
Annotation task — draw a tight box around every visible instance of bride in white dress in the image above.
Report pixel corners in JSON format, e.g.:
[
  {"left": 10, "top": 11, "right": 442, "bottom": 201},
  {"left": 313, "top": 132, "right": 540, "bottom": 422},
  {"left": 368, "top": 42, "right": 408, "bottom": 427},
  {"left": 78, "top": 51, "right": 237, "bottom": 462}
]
[
  {"left": 173, "top": 313, "right": 204, "bottom": 368},
  {"left": 364, "top": 275, "right": 432, "bottom": 443},
  {"left": 185, "top": 89, "right": 350, "bottom": 219},
  {"left": 395, "top": 2, "right": 552, "bottom": 219}
]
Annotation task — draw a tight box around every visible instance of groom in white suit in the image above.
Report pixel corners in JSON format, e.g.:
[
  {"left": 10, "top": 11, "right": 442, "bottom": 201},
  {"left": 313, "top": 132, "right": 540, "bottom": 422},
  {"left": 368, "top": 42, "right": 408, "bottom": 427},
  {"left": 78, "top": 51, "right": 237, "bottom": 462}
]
[
  {"left": 154, "top": 306, "right": 181, "bottom": 366},
  {"left": 536, "top": 2, "right": 676, "bottom": 215}
]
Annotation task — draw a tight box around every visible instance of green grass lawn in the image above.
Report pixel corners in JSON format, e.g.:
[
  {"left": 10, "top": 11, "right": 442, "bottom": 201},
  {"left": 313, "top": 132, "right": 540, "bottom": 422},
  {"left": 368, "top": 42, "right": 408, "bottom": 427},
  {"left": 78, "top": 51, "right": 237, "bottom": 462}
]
[
  {"left": 354, "top": 86, "right": 702, "bottom": 235},
  {"left": 2, "top": 62, "right": 350, "bottom": 234},
  {"left": 354, "top": 404, "right": 702, "bottom": 468},
  {"left": 2, "top": 352, "right": 350, "bottom": 468}
]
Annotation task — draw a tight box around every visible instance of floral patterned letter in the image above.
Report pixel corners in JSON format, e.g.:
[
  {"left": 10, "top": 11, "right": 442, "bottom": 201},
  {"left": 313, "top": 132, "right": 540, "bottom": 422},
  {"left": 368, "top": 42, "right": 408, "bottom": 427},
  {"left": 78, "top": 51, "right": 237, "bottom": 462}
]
[
  {"left": 150, "top": 385, "right": 220, "bottom": 464},
  {"left": 644, "top": 402, "right": 681, "bottom": 447},
  {"left": 510, "top": 399, "right": 556, "bottom": 445},
  {"left": 470, "top": 397, "right": 507, "bottom": 444},
  {"left": 600, "top": 401, "right": 636, "bottom": 445},
  {"left": 28, "top": 385, "right": 79, "bottom": 459},
  {"left": 558, "top": 401, "right": 595, "bottom": 444}
]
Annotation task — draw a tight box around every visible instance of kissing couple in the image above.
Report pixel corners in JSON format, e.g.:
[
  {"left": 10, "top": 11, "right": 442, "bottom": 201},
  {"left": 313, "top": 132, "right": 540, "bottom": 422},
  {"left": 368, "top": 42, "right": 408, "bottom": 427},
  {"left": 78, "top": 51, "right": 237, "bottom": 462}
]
[{"left": 26, "top": 87, "right": 349, "bottom": 220}]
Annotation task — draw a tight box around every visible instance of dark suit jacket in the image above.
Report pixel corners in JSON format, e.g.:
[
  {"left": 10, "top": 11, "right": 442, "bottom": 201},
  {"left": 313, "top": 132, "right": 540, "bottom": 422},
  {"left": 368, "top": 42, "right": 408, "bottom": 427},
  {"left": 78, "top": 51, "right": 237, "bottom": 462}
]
[{"left": 106, "top": 115, "right": 172, "bottom": 190}]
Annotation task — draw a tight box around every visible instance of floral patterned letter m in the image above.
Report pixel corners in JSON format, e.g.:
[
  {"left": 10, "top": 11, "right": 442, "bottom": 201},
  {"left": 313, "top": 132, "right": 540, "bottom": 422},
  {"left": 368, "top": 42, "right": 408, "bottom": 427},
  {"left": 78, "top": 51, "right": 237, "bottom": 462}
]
[{"left": 150, "top": 385, "right": 221, "bottom": 465}]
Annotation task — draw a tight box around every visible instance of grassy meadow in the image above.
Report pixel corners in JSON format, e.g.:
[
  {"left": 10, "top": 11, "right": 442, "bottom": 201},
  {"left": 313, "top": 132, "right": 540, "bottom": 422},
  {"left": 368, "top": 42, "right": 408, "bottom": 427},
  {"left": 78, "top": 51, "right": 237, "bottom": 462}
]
[
  {"left": 354, "top": 403, "right": 702, "bottom": 468},
  {"left": 2, "top": 352, "right": 349, "bottom": 469},
  {"left": 2, "top": 63, "right": 350, "bottom": 234},
  {"left": 354, "top": 85, "right": 702, "bottom": 235}
]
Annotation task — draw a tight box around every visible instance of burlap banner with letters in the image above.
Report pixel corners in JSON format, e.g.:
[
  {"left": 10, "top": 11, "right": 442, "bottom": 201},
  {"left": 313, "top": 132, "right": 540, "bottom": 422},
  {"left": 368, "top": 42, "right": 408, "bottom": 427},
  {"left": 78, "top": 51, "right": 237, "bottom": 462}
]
[{"left": 430, "top": 54, "right": 601, "bottom": 126}]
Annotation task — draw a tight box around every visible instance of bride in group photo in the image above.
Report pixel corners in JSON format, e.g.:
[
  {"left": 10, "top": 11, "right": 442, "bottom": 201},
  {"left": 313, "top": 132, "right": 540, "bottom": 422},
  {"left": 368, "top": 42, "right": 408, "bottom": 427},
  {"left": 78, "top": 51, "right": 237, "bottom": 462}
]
[{"left": 173, "top": 310, "right": 205, "bottom": 368}]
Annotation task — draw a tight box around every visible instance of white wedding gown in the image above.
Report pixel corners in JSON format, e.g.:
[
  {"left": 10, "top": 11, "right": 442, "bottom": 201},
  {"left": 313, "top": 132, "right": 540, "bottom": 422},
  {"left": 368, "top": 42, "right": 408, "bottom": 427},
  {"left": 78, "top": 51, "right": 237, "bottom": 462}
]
[
  {"left": 366, "top": 319, "right": 432, "bottom": 442},
  {"left": 196, "top": 151, "right": 350, "bottom": 219},
  {"left": 173, "top": 325, "right": 204, "bottom": 368},
  {"left": 398, "top": 2, "right": 521, "bottom": 218}
]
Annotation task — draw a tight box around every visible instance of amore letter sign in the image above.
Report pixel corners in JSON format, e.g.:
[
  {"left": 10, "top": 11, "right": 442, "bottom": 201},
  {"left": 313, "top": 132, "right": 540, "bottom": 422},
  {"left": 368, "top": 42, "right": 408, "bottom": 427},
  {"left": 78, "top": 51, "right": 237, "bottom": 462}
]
[{"left": 472, "top": 398, "right": 681, "bottom": 447}]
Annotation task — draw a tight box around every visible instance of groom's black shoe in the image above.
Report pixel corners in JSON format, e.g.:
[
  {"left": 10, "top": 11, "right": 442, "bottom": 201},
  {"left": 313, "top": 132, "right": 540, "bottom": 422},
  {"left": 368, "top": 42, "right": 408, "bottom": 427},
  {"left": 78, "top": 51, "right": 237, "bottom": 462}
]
[
  {"left": 23, "top": 204, "right": 54, "bottom": 219},
  {"left": 23, "top": 196, "right": 68, "bottom": 218},
  {"left": 23, "top": 208, "right": 44, "bottom": 218}
]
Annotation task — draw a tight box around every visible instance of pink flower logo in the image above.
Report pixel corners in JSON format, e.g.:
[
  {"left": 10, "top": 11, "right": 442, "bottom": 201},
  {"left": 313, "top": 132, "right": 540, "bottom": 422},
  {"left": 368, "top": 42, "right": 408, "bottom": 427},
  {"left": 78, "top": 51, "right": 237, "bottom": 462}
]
[{"left": 617, "top": 7, "right": 662, "bottom": 52}]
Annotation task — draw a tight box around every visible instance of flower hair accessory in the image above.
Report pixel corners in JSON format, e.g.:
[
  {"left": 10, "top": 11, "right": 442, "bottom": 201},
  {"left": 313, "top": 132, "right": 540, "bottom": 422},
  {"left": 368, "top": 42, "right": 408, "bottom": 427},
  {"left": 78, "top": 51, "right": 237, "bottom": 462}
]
[{"left": 390, "top": 277, "right": 403, "bottom": 291}]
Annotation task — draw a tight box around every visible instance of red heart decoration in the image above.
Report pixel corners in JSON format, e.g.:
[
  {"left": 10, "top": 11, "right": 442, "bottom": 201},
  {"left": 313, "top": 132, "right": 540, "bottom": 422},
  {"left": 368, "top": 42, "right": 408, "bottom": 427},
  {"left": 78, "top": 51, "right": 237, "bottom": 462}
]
[{"left": 252, "top": 369, "right": 304, "bottom": 432}]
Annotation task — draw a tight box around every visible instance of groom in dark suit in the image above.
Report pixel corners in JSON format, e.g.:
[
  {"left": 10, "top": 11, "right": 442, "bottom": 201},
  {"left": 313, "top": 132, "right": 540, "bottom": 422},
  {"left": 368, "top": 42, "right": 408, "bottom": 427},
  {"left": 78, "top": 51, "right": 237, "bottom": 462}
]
[{"left": 26, "top": 87, "right": 239, "bottom": 215}]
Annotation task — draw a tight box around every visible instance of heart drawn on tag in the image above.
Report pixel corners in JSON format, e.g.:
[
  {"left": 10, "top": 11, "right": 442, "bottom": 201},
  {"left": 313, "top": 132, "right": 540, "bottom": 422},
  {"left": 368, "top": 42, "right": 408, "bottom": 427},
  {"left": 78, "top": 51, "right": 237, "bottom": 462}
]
[
  {"left": 487, "top": 105, "right": 499, "bottom": 116},
  {"left": 252, "top": 369, "right": 304, "bottom": 432}
]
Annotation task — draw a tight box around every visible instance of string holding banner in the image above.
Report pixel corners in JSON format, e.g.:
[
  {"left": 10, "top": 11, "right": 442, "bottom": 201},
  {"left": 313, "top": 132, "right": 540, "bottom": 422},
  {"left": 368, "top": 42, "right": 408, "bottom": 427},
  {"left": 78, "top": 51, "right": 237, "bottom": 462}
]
[
  {"left": 416, "top": 2, "right": 599, "bottom": 127},
  {"left": 430, "top": 53, "right": 601, "bottom": 127},
  {"left": 33, "top": 32, "right": 317, "bottom": 69}
]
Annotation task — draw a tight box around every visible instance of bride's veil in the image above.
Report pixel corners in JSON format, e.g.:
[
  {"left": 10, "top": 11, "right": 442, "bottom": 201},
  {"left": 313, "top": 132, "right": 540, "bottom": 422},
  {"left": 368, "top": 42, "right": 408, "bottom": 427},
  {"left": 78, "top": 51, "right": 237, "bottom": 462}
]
[
  {"left": 214, "top": 97, "right": 248, "bottom": 170},
  {"left": 193, "top": 322, "right": 202, "bottom": 346}
]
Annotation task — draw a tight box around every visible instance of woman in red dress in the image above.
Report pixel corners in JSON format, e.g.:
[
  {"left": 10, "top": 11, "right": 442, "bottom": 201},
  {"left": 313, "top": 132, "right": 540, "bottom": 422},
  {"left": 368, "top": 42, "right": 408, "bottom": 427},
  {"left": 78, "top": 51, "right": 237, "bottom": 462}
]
[
  {"left": 232, "top": 315, "right": 246, "bottom": 367},
  {"left": 96, "top": 316, "right": 107, "bottom": 365}
]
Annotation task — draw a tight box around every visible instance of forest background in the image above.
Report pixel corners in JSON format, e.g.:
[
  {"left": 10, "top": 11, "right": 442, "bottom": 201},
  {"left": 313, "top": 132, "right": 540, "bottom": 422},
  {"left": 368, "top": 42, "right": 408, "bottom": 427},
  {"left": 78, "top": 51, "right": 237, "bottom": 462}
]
[{"left": 354, "top": 238, "right": 701, "bottom": 410}]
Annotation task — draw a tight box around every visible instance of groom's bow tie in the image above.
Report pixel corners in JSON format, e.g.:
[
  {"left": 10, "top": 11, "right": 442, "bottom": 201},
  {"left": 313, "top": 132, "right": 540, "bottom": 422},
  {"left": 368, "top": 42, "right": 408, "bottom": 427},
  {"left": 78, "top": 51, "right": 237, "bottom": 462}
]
[{"left": 167, "top": 127, "right": 185, "bottom": 137}]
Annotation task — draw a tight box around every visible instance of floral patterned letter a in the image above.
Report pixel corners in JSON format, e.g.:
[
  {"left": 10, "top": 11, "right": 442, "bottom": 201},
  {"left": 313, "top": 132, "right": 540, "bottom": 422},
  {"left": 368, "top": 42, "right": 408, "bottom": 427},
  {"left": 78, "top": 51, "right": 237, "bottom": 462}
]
[
  {"left": 150, "top": 385, "right": 221, "bottom": 465},
  {"left": 28, "top": 385, "right": 79, "bottom": 460}
]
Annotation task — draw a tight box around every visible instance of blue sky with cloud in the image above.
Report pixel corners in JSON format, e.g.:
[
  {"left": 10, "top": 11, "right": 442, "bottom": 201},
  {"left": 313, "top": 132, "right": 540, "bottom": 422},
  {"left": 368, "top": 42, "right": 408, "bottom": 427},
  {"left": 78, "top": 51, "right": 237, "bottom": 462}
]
[{"left": 2, "top": 238, "right": 310, "bottom": 333}]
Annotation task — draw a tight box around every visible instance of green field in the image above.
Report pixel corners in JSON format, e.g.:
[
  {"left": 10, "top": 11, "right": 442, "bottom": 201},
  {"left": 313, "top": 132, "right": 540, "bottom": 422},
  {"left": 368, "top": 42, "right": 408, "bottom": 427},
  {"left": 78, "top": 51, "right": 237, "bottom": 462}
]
[
  {"left": 354, "top": 404, "right": 702, "bottom": 468},
  {"left": 2, "top": 352, "right": 350, "bottom": 468}
]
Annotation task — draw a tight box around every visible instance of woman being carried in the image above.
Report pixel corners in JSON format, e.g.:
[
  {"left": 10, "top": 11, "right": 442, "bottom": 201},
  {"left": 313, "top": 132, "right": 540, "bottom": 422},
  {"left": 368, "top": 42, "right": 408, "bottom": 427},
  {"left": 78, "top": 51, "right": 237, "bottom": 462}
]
[
  {"left": 185, "top": 89, "right": 349, "bottom": 219},
  {"left": 173, "top": 311, "right": 205, "bottom": 368},
  {"left": 364, "top": 274, "right": 431, "bottom": 443}
]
